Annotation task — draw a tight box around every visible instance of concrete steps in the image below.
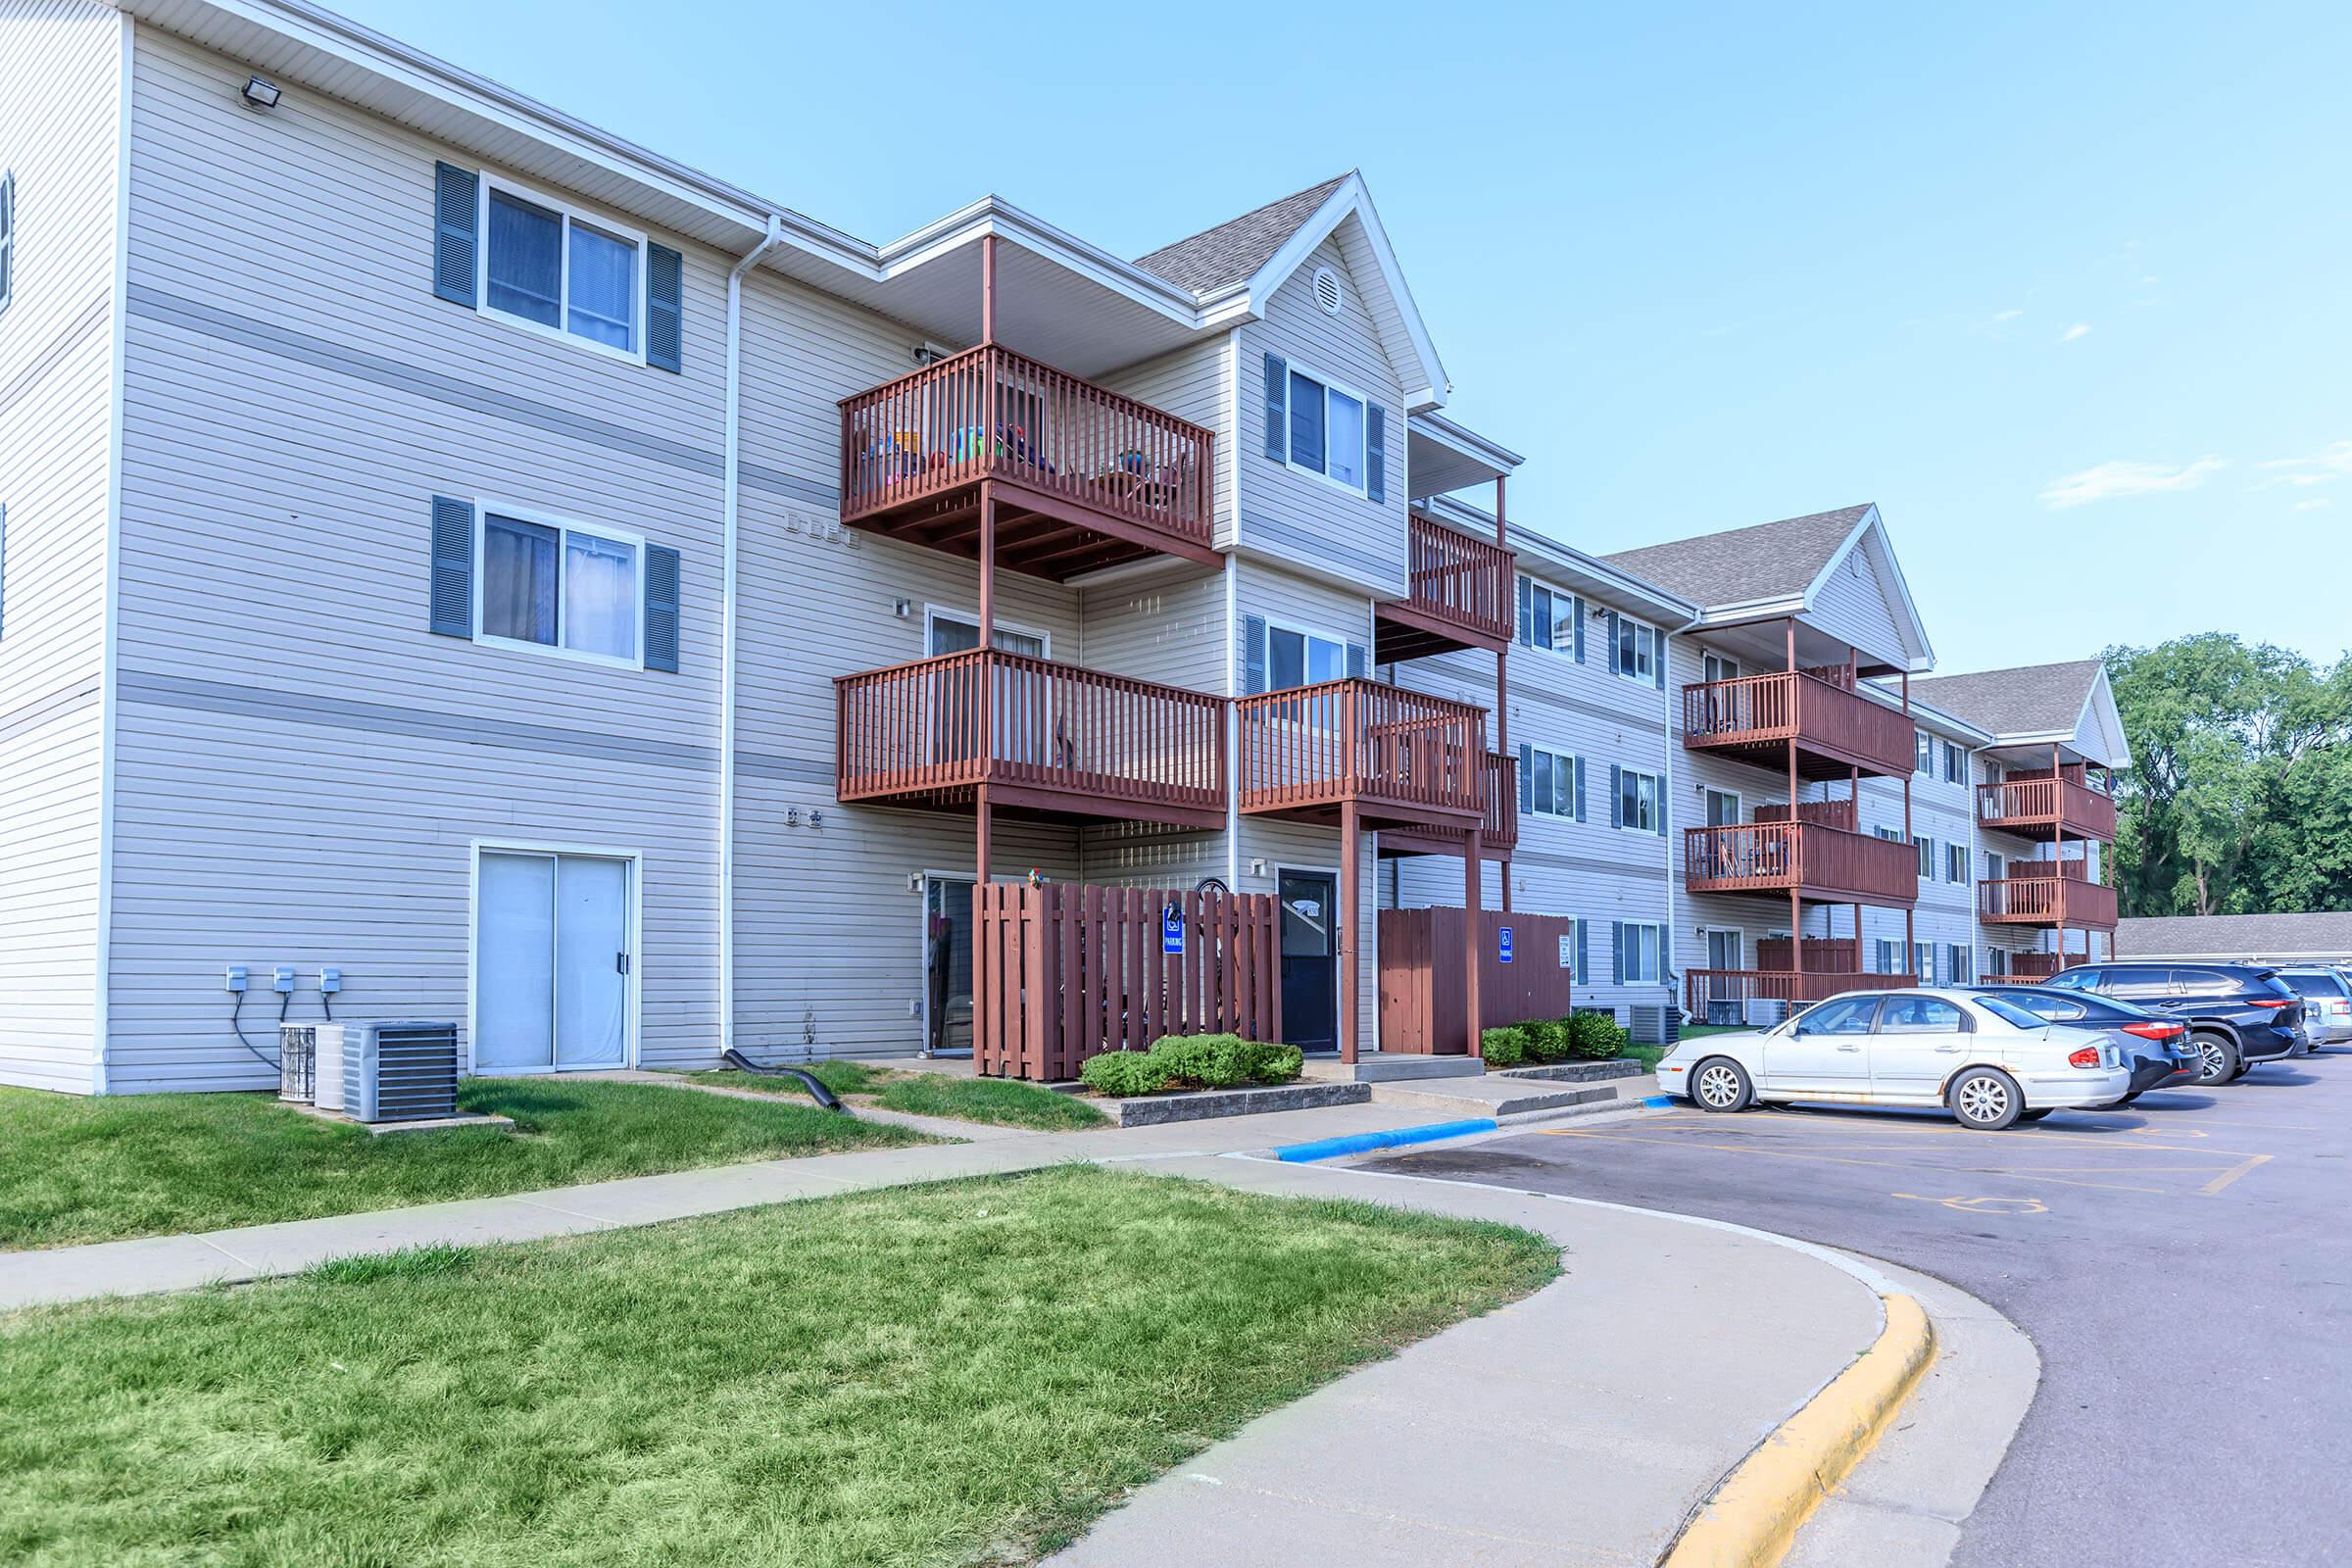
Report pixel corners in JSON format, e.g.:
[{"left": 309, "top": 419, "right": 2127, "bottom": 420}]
[
  {"left": 1363, "top": 1057, "right": 1652, "bottom": 1120},
  {"left": 1298, "top": 1054, "right": 1487, "bottom": 1084}
]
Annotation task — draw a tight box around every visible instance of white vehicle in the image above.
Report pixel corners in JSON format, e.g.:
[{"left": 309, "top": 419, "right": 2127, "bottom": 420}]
[{"left": 1654, "top": 988, "right": 2135, "bottom": 1131}]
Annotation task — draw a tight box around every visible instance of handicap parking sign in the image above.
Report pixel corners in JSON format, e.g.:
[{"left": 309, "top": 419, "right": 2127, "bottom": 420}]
[
  {"left": 1498, "top": 924, "right": 1514, "bottom": 963},
  {"left": 1162, "top": 904, "right": 1185, "bottom": 956}
]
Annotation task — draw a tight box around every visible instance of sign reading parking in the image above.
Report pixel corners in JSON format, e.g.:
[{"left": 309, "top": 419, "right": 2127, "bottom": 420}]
[
  {"left": 1161, "top": 904, "right": 1185, "bottom": 956},
  {"left": 1498, "top": 925, "right": 1514, "bottom": 963}
]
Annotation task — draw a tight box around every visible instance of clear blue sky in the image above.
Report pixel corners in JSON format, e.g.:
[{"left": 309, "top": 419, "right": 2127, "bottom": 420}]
[{"left": 337, "top": 0, "right": 2351, "bottom": 674}]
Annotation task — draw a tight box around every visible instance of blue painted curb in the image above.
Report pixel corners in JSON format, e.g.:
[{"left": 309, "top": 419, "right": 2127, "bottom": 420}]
[
  {"left": 1270, "top": 1118, "right": 1498, "bottom": 1163},
  {"left": 1642, "top": 1094, "right": 1677, "bottom": 1107}
]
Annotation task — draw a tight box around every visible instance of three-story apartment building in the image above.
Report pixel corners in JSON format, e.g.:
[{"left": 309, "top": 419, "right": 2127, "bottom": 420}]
[{"left": 0, "top": 0, "right": 2133, "bottom": 1094}]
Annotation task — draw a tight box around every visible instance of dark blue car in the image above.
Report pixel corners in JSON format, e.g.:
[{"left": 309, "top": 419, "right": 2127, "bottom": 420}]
[{"left": 2040, "top": 963, "right": 2304, "bottom": 1084}]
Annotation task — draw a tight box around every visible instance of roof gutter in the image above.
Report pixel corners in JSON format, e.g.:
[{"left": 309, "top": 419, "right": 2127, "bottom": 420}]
[{"left": 719, "top": 215, "right": 788, "bottom": 1056}]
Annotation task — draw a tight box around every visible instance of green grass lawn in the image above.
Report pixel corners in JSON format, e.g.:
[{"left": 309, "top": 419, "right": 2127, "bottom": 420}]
[
  {"left": 0, "top": 1079, "right": 926, "bottom": 1250},
  {"left": 1618, "top": 1044, "right": 1668, "bottom": 1070},
  {"left": 691, "top": 1060, "right": 1110, "bottom": 1132},
  {"left": 0, "top": 1166, "right": 1558, "bottom": 1566}
]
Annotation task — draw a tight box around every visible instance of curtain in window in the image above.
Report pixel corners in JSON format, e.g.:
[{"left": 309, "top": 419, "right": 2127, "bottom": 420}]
[
  {"left": 564, "top": 533, "right": 638, "bottom": 658},
  {"left": 483, "top": 514, "right": 559, "bottom": 645},
  {"left": 567, "top": 222, "right": 636, "bottom": 350},
  {"left": 486, "top": 191, "right": 563, "bottom": 326}
]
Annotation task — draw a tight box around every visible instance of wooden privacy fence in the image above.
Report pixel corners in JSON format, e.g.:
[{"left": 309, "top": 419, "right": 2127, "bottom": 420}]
[
  {"left": 973, "top": 883, "right": 1283, "bottom": 1081},
  {"left": 1379, "top": 907, "right": 1581, "bottom": 1056}
]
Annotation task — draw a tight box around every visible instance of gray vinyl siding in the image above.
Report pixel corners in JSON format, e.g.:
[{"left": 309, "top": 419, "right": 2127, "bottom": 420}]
[
  {"left": 103, "top": 28, "right": 728, "bottom": 1088},
  {"left": 1806, "top": 534, "right": 1909, "bottom": 672},
  {"left": 1096, "top": 337, "right": 1235, "bottom": 543},
  {"left": 0, "top": 0, "right": 121, "bottom": 1093},
  {"left": 1235, "top": 234, "right": 1406, "bottom": 597}
]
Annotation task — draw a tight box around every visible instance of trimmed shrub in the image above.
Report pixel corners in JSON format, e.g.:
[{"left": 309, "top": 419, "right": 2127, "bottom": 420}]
[
  {"left": 1480, "top": 1026, "right": 1528, "bottom": 1067},
  {"left": 1521, "top": 1018, "right": 1574, "bottom": 1063},
  {"left": 1152, "top": 1033, "right": 1254, "bottom": 1089},
  {"left": 1079, "top": 1051, "right": 1175, "bottom": 1098},
  {"left": 1248, "top": 1043, "right": 1304, "bottom": 1085},
  {"left": 1565, "top": 1008, "right": 1632, "bottom": 1061}
]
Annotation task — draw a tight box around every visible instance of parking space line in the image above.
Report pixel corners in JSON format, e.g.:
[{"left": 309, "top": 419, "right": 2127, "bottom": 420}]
[
  {"left": 2199, "top": 1153, "right": 2274, "bottom": 1195},
  {"left": 1637, "top": 1111, "right": 2272, "bottom": 1159},
  {"left": 1533, "top": 1127, "right": 2181, "bottom": 1196}
]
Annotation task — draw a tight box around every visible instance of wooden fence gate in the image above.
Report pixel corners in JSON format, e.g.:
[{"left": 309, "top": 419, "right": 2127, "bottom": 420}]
[
  {"left": 973, "top": 883, "right": 1284, "bottom": 1081},
  {"left": 1378, "top": 907, "right": 1582, "bottom": 1056}
]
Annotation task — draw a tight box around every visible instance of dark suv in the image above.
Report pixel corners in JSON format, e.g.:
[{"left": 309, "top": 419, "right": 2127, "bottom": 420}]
[{"left": 2043, "top": 963, "right": 2304, "bottom": 1084}]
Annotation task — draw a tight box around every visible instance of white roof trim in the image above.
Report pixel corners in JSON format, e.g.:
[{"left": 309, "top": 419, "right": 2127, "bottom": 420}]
[
  {"left": 1409, "top": 410, "right": 1524, "bottom": 472},
  {"left": 1440, "top": 508, "right": 1699, "bottom": 622},
  {"left": 1795, "top": 506, "right": 1936, "bottom": 673},
  {"left": 1229, "top": 173, "right": 1449, "bottom": 411}
]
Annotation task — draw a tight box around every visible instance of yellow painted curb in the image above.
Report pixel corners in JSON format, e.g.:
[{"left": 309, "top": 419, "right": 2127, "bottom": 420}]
[{"left": 1662, "top": 1293, "right": 1936, "bottom": 1568}]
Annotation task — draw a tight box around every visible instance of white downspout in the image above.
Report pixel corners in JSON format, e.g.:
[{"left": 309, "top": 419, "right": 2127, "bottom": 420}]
[
  {"left": 720, "top": 216, "right": 786, "bottom": 1057},
  {"left": 1223, "top": 553, "right": 1241, "bottom": 890},
  {"left": 1661, "top": 628, "right": 1678, "bottom": 1016}
]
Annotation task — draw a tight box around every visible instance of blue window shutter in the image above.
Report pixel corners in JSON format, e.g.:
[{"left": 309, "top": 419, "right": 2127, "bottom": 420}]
[
  {"left": 1518, "top": 744, "right": 1533, "bottom": 813},
  {"left": 1606, "top": 611, "right": 1621, "bottom": 674},
  {"left": 646, "top": 243, "right": 684, "bottom": 374},
  {"left": 1612, "top": 922, "right": 1627, "bottom": 986},
  {"left": 1243, "top": 614, "right": 1268, "bottom": 695},
  {"left": 644, "top": 545, "right": 681, "bottom": 672},
  {"left": 1654, "top": 632, "right": 1667, "bottom": 690},
  {"left": 1365, "top": 405, "right": 1386, "bottom": 503},
  {"left": 1661, "top": 925, "right": 1673, "bottom": 977},
  {"left": 428, "top": 496, "right": 474, "bottom": 637},
  {"left": 1516, "top": 575, "right": 1532, "bottom": 647},
  {"left": 1574, "top": 755, "right": 1588, "bottom": 822},
  {"left": 1261, "top": 353, "right": 1288, "bottom": 462},
  {"left": 1576, "top": 921, "right": 1590, "bottom": 985},
  {"left": 432, "top": 163, "right": 478, "bottom": 308},
  {"left": 1573, "top": 597, "right": 1587, "bottom": 662},
  {"left": 1655, "top": 778, "right": 1668, "bottom": 837},
  {"left": 1347, "top": 641, "right": 1367, "bottom": 679},
  {"left": 1609, "top": 763, "right": 1623, "bottom": 829}
]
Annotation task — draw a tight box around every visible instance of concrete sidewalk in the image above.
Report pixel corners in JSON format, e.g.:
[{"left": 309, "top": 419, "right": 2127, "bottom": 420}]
[{"left": 1047, "top": 1155, "right": 1888, "bottom": 1568}]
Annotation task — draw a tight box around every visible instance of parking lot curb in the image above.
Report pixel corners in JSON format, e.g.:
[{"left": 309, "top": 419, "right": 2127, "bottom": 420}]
[{"left": 1662, "top": 1292, "right": 1936, "bottom": 1568}]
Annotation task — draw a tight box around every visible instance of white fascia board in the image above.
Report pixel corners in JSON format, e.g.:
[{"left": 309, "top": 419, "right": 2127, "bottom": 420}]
[
  {"left": 1796, "top": 506, "right": 1936, "bottom": 672},
  {"left": 1856, "top": 681, "right": 1994, "bottom": 745},
  {"left": 1410, "top": 410, "right": 1525, "bottom": 473},
  {"left": 2083, "top": 667, "right": 2133, "bottom": 771},
  {"left": 871, "top": 198, "right": 1206, "bottom": 324},
  {"left": 1235, "top": 173, "right": 1449, "bottom": 413},
  {"left": 1480, "top": 514, "right": 1700, "bottom": 624}
]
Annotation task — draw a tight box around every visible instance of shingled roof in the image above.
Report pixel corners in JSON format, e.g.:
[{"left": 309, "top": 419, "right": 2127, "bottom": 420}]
[
  {"left": 2116, "top": 911, "right": 2352, "bottom": 961},
  {"left": 1597, "top": 506, "right": 1873, "bottom": 610},
  {"left": 1134, "top": 174, "right": 1352, "bottom": 295},
  {"left": 1908, "top": 660, "right": 2104, "bottom": 739}
]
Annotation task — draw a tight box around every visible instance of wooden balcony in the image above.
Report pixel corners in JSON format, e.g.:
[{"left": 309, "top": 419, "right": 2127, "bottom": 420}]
[
  {"left": 1979, "top": 870, "right": 2120, "bottom": 930},
  {"left": 1978, "top": 770, "right": 2118, "bottom": 844},
  {"left": 1684, "top": 821, "right": 1919, "bottom": 906},
  {"left": 2000, "top": 952, "right": 2067, "bottom": 980},
  {"left": 1686, "top": 968, "right": 1914, "bottom": 1020},
  {"left": 835, "top": 649, "right": 1225, "bottom": 829},
  {"left": 1379, "top": 752, "right": 1519, "bottom": 858},
  {"left": 1753, "top": 799, "right": 1859, "bottom": 832},
  {"left": 838, "top": 343, "right": 1219, "bottom": 580},
  {"left": 1754, "top": 936, "right": 1862, "bottom": 973},
  {"left": 1682, "top": 668, "right": 1917, "bottom": 780},
  {"left": 1237, "top": 679, "right": 1486, "bottom": 831},
  {"left": 1374, "top": 514, "right": 1516, "bottom": 662}
]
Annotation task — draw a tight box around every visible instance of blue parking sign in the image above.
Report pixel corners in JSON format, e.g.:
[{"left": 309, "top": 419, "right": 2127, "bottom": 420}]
[
  {"left": 1162, "top": 904, "right": 1185, "bottom": 956},
  {"left": 1498, "top": 924, "right": 1514, "bottom": 963}
]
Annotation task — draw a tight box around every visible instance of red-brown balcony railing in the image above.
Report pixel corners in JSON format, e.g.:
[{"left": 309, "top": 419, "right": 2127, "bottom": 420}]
[
  {"left": 1684, "top": 821, "right": 1920, "bottom": 906},
  {"left": 838, "top": 343, "right": 1217, "bottom": 577},
  {"left": 1977, "top": 773, "right": 2118, "bottom": 845},
  {"left": 1752, "top": 799, "right": 1860, "bottom": 832},
  {"left": 1379, "top": 751, "right": 1519, "bottom": 858},
  {"left": 1237, "top": 679, "right": 1485, "bottom": 829},
  {"left": 1375, "top": 514, "right": 1517, "bottom": 661},
  {"left": 835, "top": 649, "right": 1225, "bottom": 828},
  {"left": 1979, "top": 871, "right": 2120, "bottom": 930},
  {"left": 2002, "top": 952, "right": 2067, "bottom": 980},
  {"left": 1682, "top": 670, "right": 1918, "bottom": 780},
  {"left": 1685, "top": 968, "right": 1914, "bottom": 1019},
  {"left": 1754, "top": 936, "right": 1862, "bottom": 973}
]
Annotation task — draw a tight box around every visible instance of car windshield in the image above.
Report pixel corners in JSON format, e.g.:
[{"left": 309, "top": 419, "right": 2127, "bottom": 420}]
[{"left": 1976, "top": 997, "right": 2049, "bottom": 1031}]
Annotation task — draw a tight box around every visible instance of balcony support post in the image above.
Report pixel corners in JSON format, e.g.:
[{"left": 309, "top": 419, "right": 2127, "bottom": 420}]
[
  {"left": 980, "top": 233, "right": 998, "bottom": 345},
  {"left": 1464, "top": 829, "right": 1484, "bottom": 1061},
  {"left": 1902, "top": 670, "right": 1914, "bottom": 975},
  {"left": 1339, "top": 799, "right": 1361, "bottom": 1064},
  {"left": 1495, "top": 475, "right": 1510, "bottom": 912},
  {"left": 975, "top": 480, "right": 998, "bottom": 885}
]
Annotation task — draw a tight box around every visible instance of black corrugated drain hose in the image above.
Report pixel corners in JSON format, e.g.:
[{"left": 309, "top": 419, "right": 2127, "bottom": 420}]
[{"left": 720, "top": 1049, "right": 844, "bottom": 1111}]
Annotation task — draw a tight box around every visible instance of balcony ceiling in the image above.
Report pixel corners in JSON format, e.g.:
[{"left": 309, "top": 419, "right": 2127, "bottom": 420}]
[{"left": 1697, "top": 620, "right": 1905, "bottom": 680}]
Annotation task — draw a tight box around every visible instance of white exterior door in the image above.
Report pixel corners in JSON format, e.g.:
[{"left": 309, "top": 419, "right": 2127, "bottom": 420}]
[{"left": 476, "top": 849, "right": 633, "bottom": 1071}]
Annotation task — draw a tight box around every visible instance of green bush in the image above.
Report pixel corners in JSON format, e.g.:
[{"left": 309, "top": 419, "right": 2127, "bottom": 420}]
[
  {"left": 1564, "top": 1009, "right": 1631, "bottom": 1060},
  {"left": 1480, "top": 1026, "right": 1527, "bottom": 1067},
  {"left": 1079, "top": 1052, "right": 1175, "bottom": 1098},
  {"left": 1081, "top": 1036, "right": 1304, "bottom": 1097},
  {"left": 1521, "top": 1018, "right": 1574, "bottom": 1063}
]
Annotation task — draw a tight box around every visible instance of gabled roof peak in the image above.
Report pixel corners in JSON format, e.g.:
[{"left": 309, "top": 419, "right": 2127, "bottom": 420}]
[{"left": 1133, "top": 173, "right": 1355, "bottom": 295}]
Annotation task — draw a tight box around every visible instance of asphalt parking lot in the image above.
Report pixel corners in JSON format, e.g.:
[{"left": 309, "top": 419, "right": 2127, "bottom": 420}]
[{"left": 1361, "top": 1051, "right": 2351, "bottom": 1568}]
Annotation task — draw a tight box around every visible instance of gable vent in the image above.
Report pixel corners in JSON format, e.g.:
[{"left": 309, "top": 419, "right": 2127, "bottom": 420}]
[{"left": 1311, "top": 266, "right": 1343, "bottom": 316}]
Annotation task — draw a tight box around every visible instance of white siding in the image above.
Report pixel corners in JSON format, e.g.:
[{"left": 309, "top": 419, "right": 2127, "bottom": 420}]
[
  {"left": 1807, "top": 531, "right": 1909, "bottom": 671},
  {"left": 0, "top": 0, "right": 122, "bottom": 1092},
  {"left": 105, "top": 28, "right": 729, "bottom": 1089}
]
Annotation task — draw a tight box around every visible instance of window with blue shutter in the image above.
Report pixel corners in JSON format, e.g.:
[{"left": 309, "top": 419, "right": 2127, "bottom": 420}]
[
  {"left": 644, "top": 545, "right": 681, "bottom": 671},
  {"left": 1517, "top": 575, "right": 1533, "bottom": 646},
  {"left": 1608, "top": 763, "right": 1623, "bottom": 829},
  {"left": 1261, "top": 354, "right": 1288, "bottom": 462},
  {"left": 1243, "top": 615, "right": 1268, "bottom": 695},
  {"left": 428, "top": 496, "right": 474, "bottom": 637},
  {"left": 432, "top": 164, "right": 478, "bottom": 307},
  {"left": 1365, "top": 405, "right": 1386, "bottom": 504},
  {"left": 1574, "top": 921, "right": 1590, "bottom": 985},
  {"left": 1612, "top": 921, "right": 1627, "bottom": 986},
  {"left": 646, "top": 243, "right": 684, "bottom": 374},
  {"left": 1346, "top": 642, "right": 1367, "bottom": 679},
  {"left": 1518, "top": 743, "right": 1534, "bottom": 813},
  {"left": 1573, "top": 755, "right": 1588, "bottom": 822},
  {"left": 1572, "top": 597, "right": 1586, "bottom": 662}
]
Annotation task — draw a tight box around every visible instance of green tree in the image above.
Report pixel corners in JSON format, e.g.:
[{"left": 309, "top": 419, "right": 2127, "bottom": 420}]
[{"left": 2106, "top": 634, "right": 2352, "bottom": 916}]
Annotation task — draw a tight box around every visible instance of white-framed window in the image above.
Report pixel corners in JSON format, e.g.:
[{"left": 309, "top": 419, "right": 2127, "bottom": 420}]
[
  {"left": 1914, "top": 833, "right": 1934, "bottom": 878},
  {"left": 1946, "top": 843, "right": 1969, "bottom": 884},
  {"left": 1526, "top": 745, "right": 1583, "bottom": 819},
  {"left": 1620, "top": 921, "right": 1665, "bottom": 985},
  {"left": 1942, "top": 741, "right": 1965, "bottom": 784},
  {"left": 1946, "top": 943, "right": 1973, "bottom": 985},
  {"left": 1614, "top": 615, "right": 1662, "bottom": 683},
  {"left": 481, "top": 176, "right": 646, "bottom": 363},
  {"left": 925, "top": 607, "right": 1049, "bottom": 660},
  {"left": 1984, "top": 850, "right": 2005, "bottom": 882},
  {"left": 0, "top": 172, "right": 13, "bottom": 318},
  {"left": 1703, "top": 651, "right": 1741, "bottom": 683},
  {"left": 1873, "top": 825, "right": 1904, "bottom": 845},
  {"left": 1872, "top": 938, "right": 1903, "bottom": 975},
  {"left": 1915, "top": 728, "right": 1934, "bottom": 773},
  {"left": 1516, "top": 574, "right": 1584, "bottom": 658},
  {"left": 475, "top": 505, "right": 644, "bottom": 667},
  {"left": 1915, "top": 941, "right": 1934, "bottom": 982},
  {"left": 1284, "top": 362, "right": 1370, "bottom": 494},
  {"left": 1267, "top": 622, "right": 1351, "bottom": 689},
  {"left": 1617, "top": 767, "right": 1663, "bottom": 833}
]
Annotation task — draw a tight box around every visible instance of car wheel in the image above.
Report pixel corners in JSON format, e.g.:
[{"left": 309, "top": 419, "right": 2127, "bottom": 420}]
[
  {"left": 1690, "top": 1056, "right": 1753, "bottom": 1113},
  {"left": 2018, "top": 1107, "right": 2055, "bottom": 1122},
  {"left": 2193, "top": 1033, "right": 2239, "bottom": 1086},
  {"left": 1948, "top": 1067, "right": 2025, "bottom": 1131}
]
